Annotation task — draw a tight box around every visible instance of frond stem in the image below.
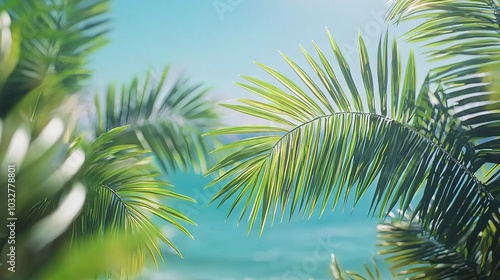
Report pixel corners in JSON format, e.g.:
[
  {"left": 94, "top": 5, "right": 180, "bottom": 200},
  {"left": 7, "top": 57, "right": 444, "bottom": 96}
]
[
  {"left": 102, "top": 183, "right": 134, "bottom": 222},
  {"left": 489, "top": 0, "right": 500, "bottom": 35},
  {"left": 272, "top": 112, "right": 494, "bottom": 201}
]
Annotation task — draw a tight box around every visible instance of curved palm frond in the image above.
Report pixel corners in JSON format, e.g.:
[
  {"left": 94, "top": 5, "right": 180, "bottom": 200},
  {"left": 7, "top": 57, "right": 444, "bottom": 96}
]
[
  {"left": 377, "top": 210, "right": 484, "bottom": 279},
  {"left": 207, "top": 30, "right": 428, "bottom": 230},
  {"left": 71, "top": 125, "right": 196, "bottom": 277},
  {"left": 0, "top": 0, "right": 110, "bottom": 116},
  {"left": 206, "top": 31, "right": 500, "bottom": 277},
  {"left": 93, "top": 66, "right": 221, "bottom": 174},
  {"left": 387, "top": 0, "right": 500, "bottom": 169}
]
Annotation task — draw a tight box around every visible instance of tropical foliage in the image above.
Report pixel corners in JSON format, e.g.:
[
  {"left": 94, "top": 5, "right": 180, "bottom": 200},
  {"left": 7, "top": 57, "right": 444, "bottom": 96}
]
[
  {"left": 1, "top": 0, "right": 499, "bottom": 279},
  {"left": 0, "top": 0, "right": 220, "bottom": 279},
  {"left": 206, "top": 0, "right": 500, "bottom": 279}
]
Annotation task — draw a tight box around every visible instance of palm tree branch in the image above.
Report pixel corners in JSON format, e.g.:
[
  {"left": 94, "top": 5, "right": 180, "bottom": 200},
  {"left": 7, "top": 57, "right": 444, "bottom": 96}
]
[
  {"left": 207, "top": 29, "right": 500, "bottom": 274},
  {"left": 377, "top": 214, "right": 482, "bottom": 279},
  {"left": 386, "top": 0, "right": 500, "bottom": 171},
  {"left": 93, "top": 67, "right": 221, "bottom": 174},
  {"left": 70, "top": 126, "right": 196, "bottom": 276},
  {"left": 0, "top": 0, "right": 110, "bottom": 116}
]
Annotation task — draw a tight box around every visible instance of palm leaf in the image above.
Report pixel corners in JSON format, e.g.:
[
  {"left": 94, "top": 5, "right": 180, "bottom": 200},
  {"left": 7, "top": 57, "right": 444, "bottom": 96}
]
[
  {"left": 0, "top": 0, "right": 110, "bottom": 116},
  {"left": 70, "top": 126, "right": 196, "bottom": 277},
  {"left": 208, "top": 30, "right": 428, "bottom": 230},
  {"left": 93, "top": 66, "right": 221, "bottom": 174},
  {"left": 387, "top": 0, "right": 500, "bottom": 81},
  {"left": 206, "top": 31, "right": 500, "bottom": 276},
  {"left": 387, "top": 0, "right": 500, "bottom": 169},
  {"left": 377, "top": 210, "right": 484, "bottom": 279},
  {"left": 0, "top": 103, "right": 85, "bottom": 279}
]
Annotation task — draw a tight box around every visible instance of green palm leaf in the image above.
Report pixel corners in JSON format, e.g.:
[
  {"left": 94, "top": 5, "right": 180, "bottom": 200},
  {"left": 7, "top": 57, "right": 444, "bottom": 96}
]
[
  {"left": 0, "top": 0, "right": 110, "bottom": 116},
  {"left": 207, "top": 31, "right": 430, "bottom": 230},
  {"left": 387, "top": 0, "right": 500, "bottom": 82},
  {"left": 206, "top": 31, "right": 500, "bottom": 277},
  {"left": 0, "top": 103, "right": 86, "bottom": 279},
  {"left": 71, "top": 126, "right": 196, "bottom": 277},
  {"left": 376, "top": 209, "right": 489, "bottom": 279},
  {"left": 0, "top": 10, "right": 19, "bottom": 89},
  {"left": 387, "top": 0, "right": 500, "bottom": 169},
  {"left": 93, "top": 66, "right": 221, "bottom": 174}
]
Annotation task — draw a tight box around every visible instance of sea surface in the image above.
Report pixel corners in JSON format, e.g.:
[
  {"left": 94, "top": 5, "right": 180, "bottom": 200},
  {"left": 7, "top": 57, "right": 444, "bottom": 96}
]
[{"left": 138, "top": 172, "right": 393, "bottom": 280}]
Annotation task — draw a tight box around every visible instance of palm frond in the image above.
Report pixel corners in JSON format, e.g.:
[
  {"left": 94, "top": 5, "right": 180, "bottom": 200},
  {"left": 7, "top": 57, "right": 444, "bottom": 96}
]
[
  {"left": 206, "top": 31, "right": 500, "bottom": 275},
  {"left": 387, "top": 0, "right": 500, "bottom": 169},
  {"left": 387, "top": 0, "right": 500, "bottom": 82},
  {"left": 93, "top": 66, "right": 221, "bottom": 174},
  {"left": 0, "top": 106, "right": 85, "bottom": 279},
  {"left": 71, "top": 125, "right": 196, "bottom": 277},
  {"left": 207, "top": 31, "right": 429, "bottom": 231},
  {"left": 0, "top": 0, "right": 110, "bottom": 116},
  {"left": 377, "top": 210, "right": 482, "bottom": 279},
  {"left": 0, "top": 110, "right": 84, "bottom": 214}
]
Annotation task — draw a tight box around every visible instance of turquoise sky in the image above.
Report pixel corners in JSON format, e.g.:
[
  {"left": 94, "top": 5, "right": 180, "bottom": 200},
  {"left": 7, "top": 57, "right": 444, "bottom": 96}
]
[{"left": 88, "top": 0, "right": 429, "bottom": 124}]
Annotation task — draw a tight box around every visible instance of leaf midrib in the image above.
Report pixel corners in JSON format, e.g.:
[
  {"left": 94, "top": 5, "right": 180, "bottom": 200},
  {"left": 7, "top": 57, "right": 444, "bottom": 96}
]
[{"left": 270, "top": 111, "right": 494, "bottom": 202}]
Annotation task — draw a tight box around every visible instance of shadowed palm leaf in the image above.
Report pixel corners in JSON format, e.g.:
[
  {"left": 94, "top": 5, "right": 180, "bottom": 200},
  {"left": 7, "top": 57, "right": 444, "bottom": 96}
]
[
  {"left": 387, "top": 0, "right": 500, "bottom": 170},
  {"left": 387, "top": 0, "right": 500, "bottom": 85},
  {"left": 377, "top": 210, "right": 481, "bottom": 279},
  {"left": 206, "top": 31, "right": 500, "bottom": 278},
  {"left": 0, "top": 92, "right": 87, "bottom": 279}
]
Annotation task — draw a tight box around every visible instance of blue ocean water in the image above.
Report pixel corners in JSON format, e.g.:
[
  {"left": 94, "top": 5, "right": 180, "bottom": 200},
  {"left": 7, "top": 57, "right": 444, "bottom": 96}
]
[{"left": 139, "top": 172, "right": 392, "bottom": 280}]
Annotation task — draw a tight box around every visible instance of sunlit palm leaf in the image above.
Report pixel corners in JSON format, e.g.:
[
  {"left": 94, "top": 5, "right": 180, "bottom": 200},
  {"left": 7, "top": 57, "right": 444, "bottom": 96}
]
[
  {"left": 208, "top": 31, "right": 429, "bottom": 230},
  {"left": 0, "top": 0, "right": 110, "bottom": 116},
  {"left": 93, "top": 66, "right": 221, "bottom": 174},
  {"left": 206, "top": 31, "right": 500, "bottom": 276},
  {"left": 0, "top": 106, "right": 85, "bottom": 279}
]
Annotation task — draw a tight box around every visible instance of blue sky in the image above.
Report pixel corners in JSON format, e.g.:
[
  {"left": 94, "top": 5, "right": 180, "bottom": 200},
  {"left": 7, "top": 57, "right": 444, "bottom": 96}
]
[{"left": 88, "top": 0, "right": 429, "bottom": 124}]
